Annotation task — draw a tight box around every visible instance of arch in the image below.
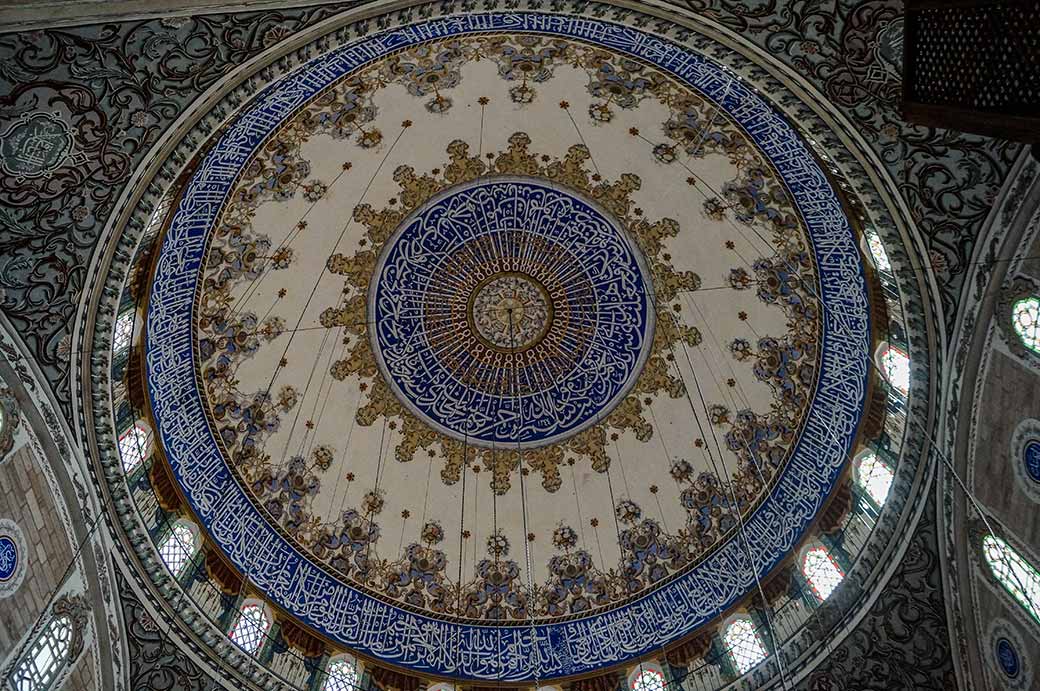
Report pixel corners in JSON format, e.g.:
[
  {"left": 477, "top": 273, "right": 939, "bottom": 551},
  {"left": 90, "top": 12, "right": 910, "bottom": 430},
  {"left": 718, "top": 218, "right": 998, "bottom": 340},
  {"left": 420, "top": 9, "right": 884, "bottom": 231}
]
[
  {"left": 8, "top": 614, "right": 73, "bottom": 690},
  {"left": 117, "top": 422, "right": 151, "bottom": 474},
  {"left": 853, "top": 449, "right": 893, "bottom": 506},
  {"left": 322, "top": 654, "right": 362, "bottom": 691},
  {"left": 875, "top": 342, "right": 910, "bottom": 395},
  {"left": 801, "top": 543, "right": 844, "bottom": 601},
  {"left": 982, "top": 534, "right": 1040, "bottom": 624},
  {"left": 228, "top": 599, "right": 272, "bottom": 655},
  {"left": 1011, "top": 295, "right": 1040, "bottom": 354},
  {"left": 722, "top": 617, "right": 767, "bottom": 675},
  {"left": 158, "top": 520, "right": 199, "bottom": 578}
]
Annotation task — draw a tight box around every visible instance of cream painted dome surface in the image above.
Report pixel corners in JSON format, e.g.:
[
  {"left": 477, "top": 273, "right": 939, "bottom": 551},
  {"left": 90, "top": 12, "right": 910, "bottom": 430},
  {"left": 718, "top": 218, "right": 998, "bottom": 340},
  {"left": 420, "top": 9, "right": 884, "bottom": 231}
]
[{"left": 143, "top": 10, "right": 871, "bottom": 681}]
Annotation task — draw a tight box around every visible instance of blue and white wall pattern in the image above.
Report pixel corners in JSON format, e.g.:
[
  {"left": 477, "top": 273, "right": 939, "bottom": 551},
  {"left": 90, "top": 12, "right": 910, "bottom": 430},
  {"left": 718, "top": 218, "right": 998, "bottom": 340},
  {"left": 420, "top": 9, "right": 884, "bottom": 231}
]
[{"left": 145, "top": 12, "right": 870, "bottom": 680}]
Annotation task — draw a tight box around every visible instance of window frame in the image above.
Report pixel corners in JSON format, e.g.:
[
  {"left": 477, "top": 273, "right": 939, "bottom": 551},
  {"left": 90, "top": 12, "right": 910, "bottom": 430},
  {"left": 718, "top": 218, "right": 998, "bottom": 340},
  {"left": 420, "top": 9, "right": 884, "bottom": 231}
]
[
  {"left": 982, "top": 534, "right": 1040, "bottom": 625},
  {"left": 627, "top": 664, "right": 666, "bottom": 691},
  {"left": 854, "top": 449, "right": 894, "bottom": 507},
  {"left": 801, "top": 543, "right": 845, "bottom": 602},
  {"left": 158, "top": 520, "right": 199, "bottom": 578},
  {"left": 112, "top": 309, "right": 136, "bottom": 355},
  {"left": 228, "top": 600, "right": 272, "bottom": 656},
  {"left": 1011, "top": 295, "right": 1040, "bottom": 354},
  {"left": 321, "top": 654, "right": 362, "bottom": 691},
  {"left": 117, "top": 422, "right": 151, "bottom": 474},
  {"left": 721, "top": 616, "right": 768, "bottom": 676},
  {"left": 9, "top": 614, "right": 73, "bottom": 691},
  {"left": 875, "top": 342, "right": 910, "bottom": 396}
]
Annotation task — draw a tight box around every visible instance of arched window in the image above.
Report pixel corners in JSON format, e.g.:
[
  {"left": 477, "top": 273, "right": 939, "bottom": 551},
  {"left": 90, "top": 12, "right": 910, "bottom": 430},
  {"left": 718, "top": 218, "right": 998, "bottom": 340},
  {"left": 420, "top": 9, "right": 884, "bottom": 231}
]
[
  {"left": 112, "top": 311, "right": 135, "bottom": 354},
  {"left": 159, "top": 522, "right": 198, "bottom": 577},
  {"left": 802, "top": 545, "right": 844, "bottom": 601},
  {"left": 9, "top": 614, "right": 72, "bottom": 690},
  {"left": 855, "top": 451, "right": 893, "bottom": 506},
  {"left": 1012, "top": 296, "right": 1040, "bottom": 354},
  {"left": 866, "top": 231, "right": 891, "bottom": 273},
  {"left": 878, "top": 343, "right": 910, "bottom": 395},
  {"left": 228, "top": 601, "right": 271, "bottom": 655},
  {"left": 426, "top": 684, "right": 456, "bottom": 691},
  {"left": 630, "top": 668, "right": 665, "bottom": 691},
  {"left": 723, "top": 617, "right": 767, "bottom": 675},
  {"left": 117, "top": 423, "right": 150, "bottom": 473},
  {"left": 322, "top": 656, "right": 360, "bottom": 691},
  {"left": 983, "top": 535, "right": 1040, "bottom": 624}
]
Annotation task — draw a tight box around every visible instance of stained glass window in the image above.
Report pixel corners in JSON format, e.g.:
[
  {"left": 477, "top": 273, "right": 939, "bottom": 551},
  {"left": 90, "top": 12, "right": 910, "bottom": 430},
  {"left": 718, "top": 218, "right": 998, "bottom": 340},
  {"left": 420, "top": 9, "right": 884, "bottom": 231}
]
[
  {"left": 1012, "top": 296, "right": 1040, "bottom": 354},
  {"left": 879, "top": 344, "right": 910, "bottom": 395},
  {"left": 229, "top": 602, "right": 270, "bottom": 655},
  {"left": 866, "top": 232, "right": 891, "bottom": 273},
  {"left": 802, "top": 545, "right": 844, "bottom": 601},
  {"left": 117, "top": 423, "right": 150, "bottom": 473},
  {"left": 159, "top": 523, "right": 197, "bottom": 577},
  {"left": 113, "top": 311, "right": 135, "bottom": 353},
  {"left": 983, "top": 535, "right": 1040, "bottom": 624},
  {"left": 9, "top": 615, "right": 72, "bottom": 691},
  {"left": 855, "top": 451, "right": 893, "bottom": 506},
  {"left": 322, "top": 657, "right": 360, "bottom": 691},
  {"left": 723, "top": 618, "right": 767, "bottom": 675},
  {"left": 631, "top": 669, "right": 664, "bottom": 691}
]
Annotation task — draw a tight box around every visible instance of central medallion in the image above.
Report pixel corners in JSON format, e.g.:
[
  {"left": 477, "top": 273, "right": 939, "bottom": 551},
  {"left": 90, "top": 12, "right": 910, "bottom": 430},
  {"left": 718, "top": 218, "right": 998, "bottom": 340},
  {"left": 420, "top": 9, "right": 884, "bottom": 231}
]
[
  {"left": 370, "top": 178, "right": 655, "bottom": 448},
  {"left": 470, "top": 272, "right": 552, "bottom": 351}
]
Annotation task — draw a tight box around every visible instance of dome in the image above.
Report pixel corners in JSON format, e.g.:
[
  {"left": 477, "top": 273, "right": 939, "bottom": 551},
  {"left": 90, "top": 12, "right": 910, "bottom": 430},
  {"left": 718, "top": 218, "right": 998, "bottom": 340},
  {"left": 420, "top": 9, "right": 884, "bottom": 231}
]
[
  {"left": 12, "top": 0, "right": 1031, "bottom": 690},
  {"left": 88, "top": 2, "right": 929, "bottom": 684}
]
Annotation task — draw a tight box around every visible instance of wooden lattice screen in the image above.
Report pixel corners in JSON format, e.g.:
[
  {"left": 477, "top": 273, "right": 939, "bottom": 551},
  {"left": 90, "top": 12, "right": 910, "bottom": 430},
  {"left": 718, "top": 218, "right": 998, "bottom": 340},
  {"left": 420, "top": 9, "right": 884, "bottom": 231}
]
[{"left": 903, "top": 0, "right": 1040, "bottom": 142}]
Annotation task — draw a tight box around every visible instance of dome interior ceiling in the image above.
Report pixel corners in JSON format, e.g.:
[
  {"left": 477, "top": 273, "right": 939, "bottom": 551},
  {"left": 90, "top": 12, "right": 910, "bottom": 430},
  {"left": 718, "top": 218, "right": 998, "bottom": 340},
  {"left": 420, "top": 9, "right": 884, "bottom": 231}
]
[{"left": 136, "top": 9, "right": 876, "bottom": 682}]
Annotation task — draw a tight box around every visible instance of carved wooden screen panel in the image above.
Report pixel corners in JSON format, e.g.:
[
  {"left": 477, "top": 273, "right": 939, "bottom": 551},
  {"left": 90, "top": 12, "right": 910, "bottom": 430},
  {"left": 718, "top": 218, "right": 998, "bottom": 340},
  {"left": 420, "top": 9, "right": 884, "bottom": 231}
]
[{"left": 903, "top": 0, "right": 1040, "bottom": 142}]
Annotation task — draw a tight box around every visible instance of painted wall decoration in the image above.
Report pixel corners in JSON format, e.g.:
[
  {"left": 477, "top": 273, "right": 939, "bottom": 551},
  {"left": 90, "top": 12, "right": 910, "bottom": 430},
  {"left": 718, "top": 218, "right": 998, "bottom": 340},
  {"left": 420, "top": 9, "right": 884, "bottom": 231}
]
[
  {"left": 0, "top": 112, "right": 78, "bottom": 180},
  {"left": 0, "top": 518, "right": 27, "bottom": 598},
  {"left": 0, "top": 387, "right": 20, "bottom": 463},
  {"left": 144, "top": 11, "right": 871, "bottom": 681}
]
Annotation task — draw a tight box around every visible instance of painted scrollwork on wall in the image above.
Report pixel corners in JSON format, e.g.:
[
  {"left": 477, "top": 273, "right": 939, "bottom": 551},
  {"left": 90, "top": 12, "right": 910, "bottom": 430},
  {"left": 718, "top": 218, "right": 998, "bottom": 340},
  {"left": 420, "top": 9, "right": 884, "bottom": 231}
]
[
  {"left": 0, "top": 386, "right": 20, "bottom": 462},
  {"left": 996, "top": 276, "right": 1040, "bottom": 366}
]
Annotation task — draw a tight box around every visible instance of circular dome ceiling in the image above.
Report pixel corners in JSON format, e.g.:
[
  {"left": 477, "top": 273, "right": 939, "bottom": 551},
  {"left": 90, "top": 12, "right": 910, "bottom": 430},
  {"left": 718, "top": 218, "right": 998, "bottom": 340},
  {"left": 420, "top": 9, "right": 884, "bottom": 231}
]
[{"left": 142, "top": 9, "right": 873, "bottom": 682}]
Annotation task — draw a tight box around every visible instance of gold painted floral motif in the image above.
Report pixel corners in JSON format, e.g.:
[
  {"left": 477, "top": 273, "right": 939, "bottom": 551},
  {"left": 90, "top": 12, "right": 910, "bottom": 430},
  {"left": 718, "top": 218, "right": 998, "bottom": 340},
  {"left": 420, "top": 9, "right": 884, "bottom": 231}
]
[{"left": 320, "top": 132, "right": 701, "bottom": 495}]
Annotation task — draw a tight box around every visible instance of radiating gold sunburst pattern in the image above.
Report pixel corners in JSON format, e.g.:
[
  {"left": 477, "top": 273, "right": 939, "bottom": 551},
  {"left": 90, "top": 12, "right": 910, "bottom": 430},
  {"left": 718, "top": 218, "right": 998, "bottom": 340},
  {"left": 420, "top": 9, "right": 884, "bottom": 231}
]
[{"left": 321, "top": 132, "right": 702, "bottom": 495}]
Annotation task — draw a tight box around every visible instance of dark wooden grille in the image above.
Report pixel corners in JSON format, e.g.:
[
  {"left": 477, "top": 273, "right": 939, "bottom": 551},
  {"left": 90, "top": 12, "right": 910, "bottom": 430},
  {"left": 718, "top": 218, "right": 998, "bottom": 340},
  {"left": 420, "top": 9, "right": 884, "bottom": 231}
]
[{"left": 904, "top": 0, "right": 1040, "bottom": 142}]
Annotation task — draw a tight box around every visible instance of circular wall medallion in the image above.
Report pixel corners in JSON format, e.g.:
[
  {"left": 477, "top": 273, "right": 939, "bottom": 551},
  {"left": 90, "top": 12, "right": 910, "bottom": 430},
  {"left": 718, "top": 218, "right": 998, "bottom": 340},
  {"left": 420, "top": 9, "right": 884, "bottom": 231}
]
[
  {"left": 996, "top": 637, "right": 1020, "bottom": 679},
  {"left": 370, "top": 179, "right": 653, "bottom": 447},
  {"left": 144, "top": 11, "right": 871, "bottom": 680},
  {"left": 1010, "top": 418, "right": 1040, "bottom": 502},
  {"left": 0, "top": 112, "right": 74, "bottom": 180},
  {"left": 0, "top": 519, "right": 27, "bottom": 598},
  {"left": 986, "top": 619, "right": 1032, "bottom": 689},
  {"left": 1025, "top": 440, "right": 1040, "bottom": 484}
]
